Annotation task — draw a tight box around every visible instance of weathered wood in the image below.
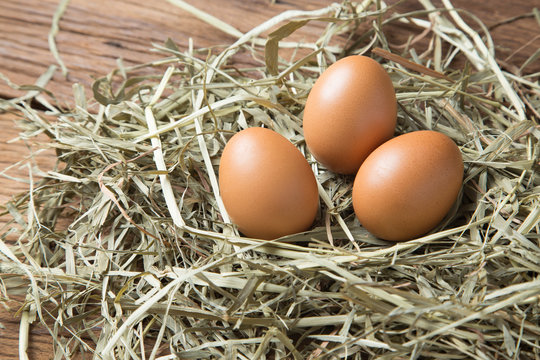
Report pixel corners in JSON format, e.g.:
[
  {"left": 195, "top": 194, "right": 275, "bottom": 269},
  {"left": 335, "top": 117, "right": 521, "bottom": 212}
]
[
  {"left": 2, "top": 0, "right": 538, "bottom": 104},
  {"left": 0, "top": 299, "right": 56, "bottom": 360},
  {"left": 0, "top": 111, "right": 56, "bottom": 359},
  {"left": 0, "top": 0, "right": 332, "bottom": 104},
  {"left": 0, "top": 0, "right": 538, "bottom": 358}
]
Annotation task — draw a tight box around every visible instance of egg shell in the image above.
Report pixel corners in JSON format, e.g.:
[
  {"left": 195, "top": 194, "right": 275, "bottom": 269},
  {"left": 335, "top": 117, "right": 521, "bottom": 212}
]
[
  {"left": 303, "top": 55, "right": 397, "bottom": 174},
  {"left": 352, "top": 130, "right": 464, "bottom": 241},
  {"left": 219, "top": 127, "right": 319, "bottom": 240}
]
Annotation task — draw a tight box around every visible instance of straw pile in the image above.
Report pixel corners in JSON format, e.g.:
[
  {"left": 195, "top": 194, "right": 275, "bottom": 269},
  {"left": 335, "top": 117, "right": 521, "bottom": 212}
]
[{"left": 1, "top": 0, "right": 539, "bottom": 359}]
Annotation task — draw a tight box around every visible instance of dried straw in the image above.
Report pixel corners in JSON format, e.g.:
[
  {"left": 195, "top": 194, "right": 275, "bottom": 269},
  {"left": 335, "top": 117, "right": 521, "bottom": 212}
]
[{"left": 1, "top": 0, "right": 539, "bottom": 359}]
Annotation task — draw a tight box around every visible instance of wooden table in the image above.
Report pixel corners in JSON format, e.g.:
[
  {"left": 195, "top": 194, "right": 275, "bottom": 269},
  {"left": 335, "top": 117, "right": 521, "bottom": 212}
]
[{"left": 1, "top": 0, "right": 538, "bottom": 358}]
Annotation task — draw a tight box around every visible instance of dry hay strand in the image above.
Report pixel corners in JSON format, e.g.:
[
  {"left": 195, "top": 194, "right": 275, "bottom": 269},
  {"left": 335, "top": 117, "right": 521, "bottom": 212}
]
[{"left": 1, "top": 0, "right": 539, "bottom": 359}]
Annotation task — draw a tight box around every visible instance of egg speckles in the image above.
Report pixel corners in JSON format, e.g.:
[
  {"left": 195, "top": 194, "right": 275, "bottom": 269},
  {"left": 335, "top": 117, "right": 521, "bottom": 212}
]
[
  {"left": 219, "top": 127, "right": 319, "bottom": 240},
  {"left": 303, "top": 55, "right": 397, "bottom": 174},
  {"left": 352, "top": 130, "right": 464, "bottom": 241}
]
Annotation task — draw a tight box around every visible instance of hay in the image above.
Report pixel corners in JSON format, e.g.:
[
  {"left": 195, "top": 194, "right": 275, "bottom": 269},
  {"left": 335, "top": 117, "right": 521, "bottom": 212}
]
[{"left": 1, "top": 0, "right": 539, "bottom": 359}]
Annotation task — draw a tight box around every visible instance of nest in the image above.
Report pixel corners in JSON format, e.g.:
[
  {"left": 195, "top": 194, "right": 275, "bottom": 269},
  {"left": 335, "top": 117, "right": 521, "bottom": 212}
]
[{"left": 1, "top": 0, "right": 539, "bottom": 359}]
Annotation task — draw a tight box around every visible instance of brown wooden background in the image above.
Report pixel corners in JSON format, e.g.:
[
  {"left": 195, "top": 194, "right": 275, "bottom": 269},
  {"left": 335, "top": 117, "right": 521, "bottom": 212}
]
[{"left": 1, "top": 0, "right": 539, "bottom": 358}]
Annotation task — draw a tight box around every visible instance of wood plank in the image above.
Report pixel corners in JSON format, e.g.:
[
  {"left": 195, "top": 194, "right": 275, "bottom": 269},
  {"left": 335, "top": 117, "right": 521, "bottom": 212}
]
[
  {"left": 3, "top": 0, "right": 538, "bottom": 103},
  {"left": 0, "top": 299, "right": 56, "bottom": 360},
  {"left": 0, "top": 0, "right": 332, "bottom": 104},
  {"left": 0, "top": 0, "right": 538, "bottom": 358},
  {"left": 399, "top": 0, "right": 540, "bottom": 73},
  {"left": 0, "top": 112, "right": 57, "bottom": 359}
]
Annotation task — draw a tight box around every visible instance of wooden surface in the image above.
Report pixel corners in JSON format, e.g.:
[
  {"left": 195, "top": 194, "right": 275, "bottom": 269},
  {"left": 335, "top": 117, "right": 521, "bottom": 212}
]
[{"left": 1, "top": 0, "right": 539, "bottom": 358}]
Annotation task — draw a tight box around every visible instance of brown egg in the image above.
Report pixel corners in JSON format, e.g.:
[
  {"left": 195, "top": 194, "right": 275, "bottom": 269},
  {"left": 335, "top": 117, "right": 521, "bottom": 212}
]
[
  {"left": 303, "top": 55, "right": 397, "bottom": 174},
  {"left": 219, "top": 127, "right": 319, "bottom": 239},
  {"left": 352, "top": 130, "right": 463, "bottom": 241}
]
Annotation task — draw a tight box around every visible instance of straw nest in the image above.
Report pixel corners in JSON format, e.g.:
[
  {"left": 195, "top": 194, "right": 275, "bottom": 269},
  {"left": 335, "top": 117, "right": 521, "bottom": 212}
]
[{"left": 1, "top": 0, "right": 539, "bottom": 359}]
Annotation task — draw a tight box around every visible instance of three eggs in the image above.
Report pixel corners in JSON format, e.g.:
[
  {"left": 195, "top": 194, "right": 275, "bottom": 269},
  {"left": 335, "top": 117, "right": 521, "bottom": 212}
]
[{"left": 218, "top": 55, "right": 464, "bottom": 241}]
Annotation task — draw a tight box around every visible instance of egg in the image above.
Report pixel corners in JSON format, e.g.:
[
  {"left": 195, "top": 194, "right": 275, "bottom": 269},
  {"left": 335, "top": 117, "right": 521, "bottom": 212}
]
[
  {"left": 352, "top": 130, "right": 463, "bottom": 241},
  {"left": 303, "top": 55, "right": 397, "bottom": 174},
  {"left": 218, "top": 127, "right": 319, "bottom": 239}
]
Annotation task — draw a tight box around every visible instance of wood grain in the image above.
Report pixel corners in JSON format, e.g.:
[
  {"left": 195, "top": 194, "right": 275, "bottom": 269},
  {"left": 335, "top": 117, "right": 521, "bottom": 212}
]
[
  {"left": 0, "top": 0, "right": 332, "bottom": 104},
  {"left": 0, "top": 111, "right": 56, "bottom": 359},
  {"left": 1, "top": 0, "right": 539, "bottom": 358},
  {"left": 2, "top": 0, "right": 538, "bottom": 104}
]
